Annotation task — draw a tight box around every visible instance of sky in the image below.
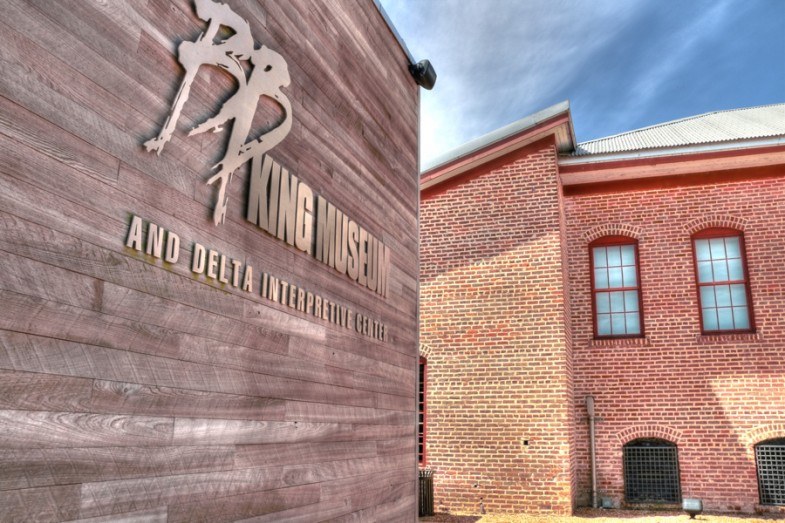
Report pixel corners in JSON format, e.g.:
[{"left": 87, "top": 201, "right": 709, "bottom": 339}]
[{"left": 378, "top": 0, "right": 785, "bottom": 169}]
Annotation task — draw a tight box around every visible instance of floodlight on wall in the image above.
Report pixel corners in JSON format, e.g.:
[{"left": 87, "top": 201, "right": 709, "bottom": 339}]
[
  {"left": 683, "top": 498, "right": 703, "bottom": 519},
  {"left": 409, "top": 59, "right": 437, "bottom": 90}
]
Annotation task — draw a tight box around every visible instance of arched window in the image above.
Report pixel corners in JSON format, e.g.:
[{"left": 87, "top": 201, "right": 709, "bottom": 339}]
[
  {"left": 692, "top": 228, "right": 754, "bottom": 333},
  {"left": 756, "top": 438, "right": 785, "bottom": 505},
  {"left": 589, "top": 236, "right": 644, "bottom": 338},
  {"left": 418, "top": 357, "right": 427, "bottom": 465},
  {"left": 623, "top": 439, "right": 681, "bottom": 503}
]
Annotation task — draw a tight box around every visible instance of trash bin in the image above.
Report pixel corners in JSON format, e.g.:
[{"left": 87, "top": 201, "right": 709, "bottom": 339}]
[{"left": 418, "top": 468, "right": 434, "bottom": 516}]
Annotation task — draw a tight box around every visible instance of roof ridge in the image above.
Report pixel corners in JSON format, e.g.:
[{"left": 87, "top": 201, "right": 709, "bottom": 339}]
[{"left": 577, "top": 102, "right": 785, "bottom": 147}]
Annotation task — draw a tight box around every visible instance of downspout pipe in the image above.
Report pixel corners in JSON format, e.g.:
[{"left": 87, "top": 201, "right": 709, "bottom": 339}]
[{"left": 586, "top": 395, "right": 598, "bottom": 508}]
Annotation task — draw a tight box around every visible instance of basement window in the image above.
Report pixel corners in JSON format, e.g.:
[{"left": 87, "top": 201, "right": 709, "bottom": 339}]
[
  {"left": 418, "top": 357, "right": 427, "bottom": 465},
  {"left": 623, "top": 439, "right": 681, "bottom": 504},
  {"left": 756, "top": 438, "right": 785, "bottom": 505}
]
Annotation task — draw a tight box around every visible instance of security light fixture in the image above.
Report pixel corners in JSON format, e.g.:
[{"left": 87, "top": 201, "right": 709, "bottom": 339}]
[
  {"left": 409, "top": 59, "right": 437, "bottom": 90},
  {"left": 683, "top": 498, "right": 703, "bottom": 519}
]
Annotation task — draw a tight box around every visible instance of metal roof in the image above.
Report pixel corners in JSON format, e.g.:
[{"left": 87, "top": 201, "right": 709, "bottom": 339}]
[
  {"left": 422, "top": 100, "right": 574, "bottom": 174},
  {"left": 572, "top": 103, "right": 785, "bottom": 157}
]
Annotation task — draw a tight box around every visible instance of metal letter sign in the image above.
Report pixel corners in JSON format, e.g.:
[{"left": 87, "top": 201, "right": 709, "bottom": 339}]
[{"left": 144, "top": 0, "right": 293, "bottom": 225}]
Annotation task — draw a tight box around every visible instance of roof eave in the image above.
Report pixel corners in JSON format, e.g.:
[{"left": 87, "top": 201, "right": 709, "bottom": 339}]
[
  {"left": 421, "top": 101, "right": 574, "bottom": 190},
  {"left": 559, "top": 136, "right": 785, "bottom": 167},
  {"left": 559, "top": 137, "right": 785, "bottom": 188}
]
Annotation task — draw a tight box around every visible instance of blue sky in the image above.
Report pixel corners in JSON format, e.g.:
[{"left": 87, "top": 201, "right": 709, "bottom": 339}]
[{"left": 378, "top": 0, "right": 785, "bottom": 167}]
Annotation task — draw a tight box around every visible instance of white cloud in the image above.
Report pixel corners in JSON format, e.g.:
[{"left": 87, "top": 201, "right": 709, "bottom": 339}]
[
  {"left": 381, "top": 0, "right": 761, "bottom": 166},
  {"left": 382, "top": 0, "right": 648, "bottom": 164},
  {"left": 618, "top": 0, "right": 735, "bottom": 125}
]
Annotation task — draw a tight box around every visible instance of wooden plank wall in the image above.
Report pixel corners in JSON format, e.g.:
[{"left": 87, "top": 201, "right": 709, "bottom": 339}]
[{"left": 0, "top": 0, "right": 419, "bottom": 521}]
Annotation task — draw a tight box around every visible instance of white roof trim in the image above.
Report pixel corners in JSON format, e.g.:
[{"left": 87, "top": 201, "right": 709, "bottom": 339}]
[
  {"left": 559, "top": 136, "right": 785, "bottom": 166},
  {"left": 422, "top": 101, "right": 573, "bottom": 174}
]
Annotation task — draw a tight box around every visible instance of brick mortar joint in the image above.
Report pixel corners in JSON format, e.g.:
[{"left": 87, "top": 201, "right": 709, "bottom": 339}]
[
  {"left": 589, "top": 337, "right": 650, "bottom": 347},
  {"left": 696, "top": 332, "right": 762, "bottom": 343}
]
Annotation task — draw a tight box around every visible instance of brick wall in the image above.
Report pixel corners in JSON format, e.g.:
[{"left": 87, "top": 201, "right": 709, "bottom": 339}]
[
  {"left": 565, "top": 174, "right": 785, "bottom": 513},
  {"left": 420, "top": 140, "right": 574, "bottom": 514}
]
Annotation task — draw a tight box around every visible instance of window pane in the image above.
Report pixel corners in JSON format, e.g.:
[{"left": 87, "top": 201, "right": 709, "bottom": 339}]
[
  {"left": 624, "top": 290, "right": 639, "bottom": 312},
  {"left": 595, "top": 268, "right": 608, "bottom": 289},
  {"left": 700, "top": 286, "right": 716, "bottom": 308},
  {"left": 727, "top": 258, "right": 744, "bottom": 280},
  {"left": 596, "top": 292, "right": 610, "bottom": 313},
  {"left": 712, "top": 260, "right": 729, "bottom": 281},
  {"left": 717, "top": 307, "right": 734, "bottom": 330},
  {"left": 703, "top": 308, "right": 719, "bottom": 330},
  {"left": 730, "top": 284, "right": 747, "bottom": 306},
  {"left": 622, "top": 266, "right": 637, "bottom": 287},
  {"left": 626, "top": 312, "right": 641, "bottom": 334},
  {"left": 694, "top": 234, "right": 751, "bottom": 332},
  {"left": 715, "top": 285, "right": 731, "bottom": 307},
  {"left": 608, "top": 267, "right": 623, "bottom": 288},
  {"left": 592, "top": 241, "right": 643, "bottom": 338},
  {"left": 610, "top": 291, "right": 625, "bottom": 312},
  {"left": 725, "top": 237, "right": 741, "bottom": 258},
  {"left": 593, "top": 247, "right": 607, "bottom": 268},
  {"left": 621, "top": 245, "right": 636, "bottom": 265},
  {"left": 697, "top": 261, "right": 714, "bottom": 283},
  {"left": 598, "top": 314, "right": 611, "bottom": 335},
  {"left": 710, "top": 238, "right": 726, "bottom": 260},
  {"left": 611, "top": 313, "right": 626, "bottom": 334},
  {"left": 607, "top": 246, "right": 621, "bottom": 267},
  {"left": 695, "top": 239, "right": 711, "bottom": 261},
  {"left": 733, "top": 307, "right": 750, "bottom": 330}
]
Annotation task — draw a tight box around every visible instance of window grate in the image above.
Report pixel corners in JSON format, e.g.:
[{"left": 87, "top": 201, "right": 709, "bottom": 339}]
[
  {"left": 418, "top": 358, "right": 427, "bottom": 464},
  {"left": 623, "top": 440, "right": 681, "bottom": 503},
  {"left": 756, "top": 439, "right": 785, "bottom": 505}
]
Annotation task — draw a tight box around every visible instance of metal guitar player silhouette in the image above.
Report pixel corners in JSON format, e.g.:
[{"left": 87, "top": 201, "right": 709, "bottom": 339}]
[{"left": 144, "top": 0, "right": 292, "bottom": 225}]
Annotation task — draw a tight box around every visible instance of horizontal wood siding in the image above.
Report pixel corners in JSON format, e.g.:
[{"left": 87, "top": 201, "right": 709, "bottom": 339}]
[{"left": 0, "top": 0, "right": 418, "bottom": 520}]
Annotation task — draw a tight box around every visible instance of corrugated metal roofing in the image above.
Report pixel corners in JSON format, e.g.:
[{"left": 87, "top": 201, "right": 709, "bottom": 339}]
[
  {"left": 573, "top": 103, "right": 785, "bottom": 156},
  {"left": 421, "top": 101, "right": 573, "bottom": 174}
]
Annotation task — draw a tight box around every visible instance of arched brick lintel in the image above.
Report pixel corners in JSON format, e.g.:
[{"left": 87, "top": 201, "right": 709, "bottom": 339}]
[
  {"left": 684, "top": 215, "right": 748, "bottom": 235},
  {"left": 583, "top": 224, "right": 643, "bottom": 244},
  {"left": 419, "top": 343, "right": 432, "bottom": 360},
  {"left": 615, "top": 425, "right": 683, "bottom": 446},
  {"left": 742, "top": 424, "right": 785, "bottom": 453}
]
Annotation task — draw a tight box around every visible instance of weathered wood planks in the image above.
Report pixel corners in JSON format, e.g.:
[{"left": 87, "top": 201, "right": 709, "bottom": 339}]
[{"left": 0, "top": 0, "right": 418, "bottom": 520}]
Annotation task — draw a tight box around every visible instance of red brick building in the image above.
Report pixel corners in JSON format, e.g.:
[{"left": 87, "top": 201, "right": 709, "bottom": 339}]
[{"left": 419, "top": 102, "right": 785, "bottom": 515}]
